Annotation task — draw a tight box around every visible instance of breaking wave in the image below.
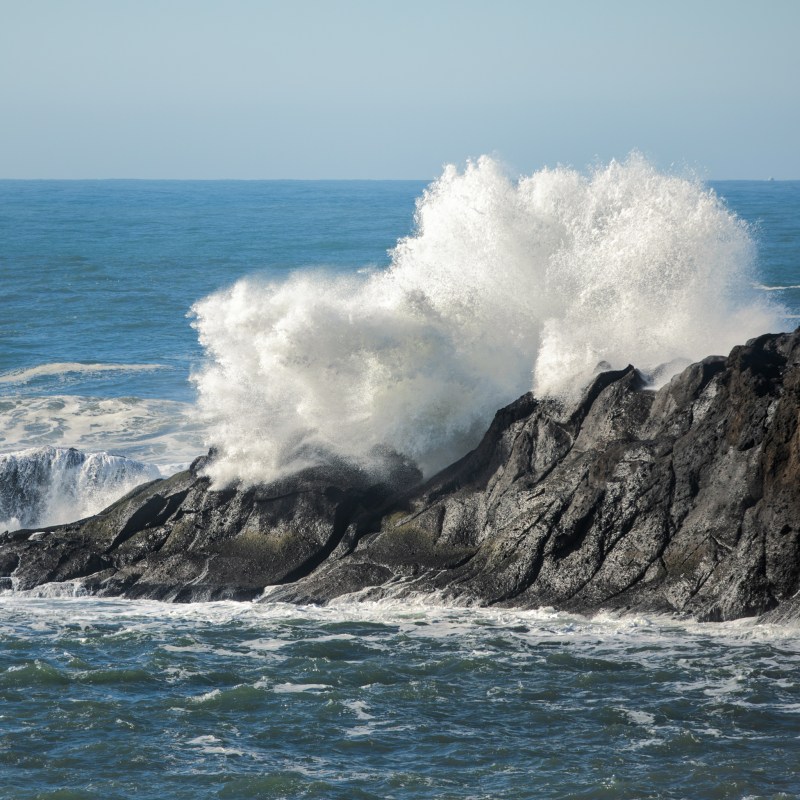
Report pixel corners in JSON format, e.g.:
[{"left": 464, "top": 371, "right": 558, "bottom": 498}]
[
  {"left": 191, "top": 154, "right": 785, "bottom": 487},
  {"left": 0, "top": 362, "right": 165, "bottom": 386},
  {"left": 0, "top": 446, "right": 160, "bottom": 531}
]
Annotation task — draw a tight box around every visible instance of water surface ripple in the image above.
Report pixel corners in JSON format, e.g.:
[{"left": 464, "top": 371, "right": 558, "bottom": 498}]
[{"left": 0, "top": 597, "right": 797, "bottom": 799}]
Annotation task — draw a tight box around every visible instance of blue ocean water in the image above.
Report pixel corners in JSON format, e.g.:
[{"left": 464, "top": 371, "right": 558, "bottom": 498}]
[
  {"left": 1, "top": 596, "right": 799, "bottom": 800},
  {"left": 2, "top": 170, "right": 800, "bottom": 798},
  {"left": 0, "top": 180, "right": 425, "bottom": 402},
  {"left": 710, "top": 181, "right": 800, "bottom": 319}
]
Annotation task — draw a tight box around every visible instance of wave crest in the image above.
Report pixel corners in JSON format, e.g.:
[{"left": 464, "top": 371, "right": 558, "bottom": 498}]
[
  {"left": 0, "top": 362, "right": 165, "bottom": 386},
  {"left": 191, "top": 154, "right": 784, "bottom": 487}
]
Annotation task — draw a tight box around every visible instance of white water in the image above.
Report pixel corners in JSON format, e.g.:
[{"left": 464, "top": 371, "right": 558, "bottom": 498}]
[
  {"left": 0, "top": 396, "right": 203, "bottom": 531},
  {"left": 191, "top": 154, "right": 784, "bottom": 487},
  {"left": 1, "top": 592, "right": 798, "bottom": 648},
  {"left": 0, "top": 394, "right": 203, "bottom": 472},
  {"left": 0, "top": 446, "right": 160, "bottom": 530}
]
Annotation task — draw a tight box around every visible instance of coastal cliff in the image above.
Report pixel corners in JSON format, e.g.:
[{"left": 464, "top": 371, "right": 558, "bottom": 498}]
[{"left": 3, "top": 329, "right": 800, "bottom": 622}]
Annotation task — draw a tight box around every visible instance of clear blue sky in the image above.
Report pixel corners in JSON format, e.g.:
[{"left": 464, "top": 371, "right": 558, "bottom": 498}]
[{"left": 2, "top": 0, "right": 798, "bottom": 179}]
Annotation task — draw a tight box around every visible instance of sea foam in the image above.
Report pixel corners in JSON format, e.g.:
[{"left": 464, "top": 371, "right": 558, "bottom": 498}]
[
  {"left": 0, "top": 394, "right": 203, "bottom": 471},
  {"left": 191, "top": 154, "right": 785, "bottom": 487}
]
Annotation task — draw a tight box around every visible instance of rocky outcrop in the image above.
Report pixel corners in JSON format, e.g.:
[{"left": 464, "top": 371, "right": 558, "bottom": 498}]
[
  {"left": 0, "top": 454, "right": 421, "bottom": 602},
  {"left": 2, "top": 330, "right": 800, "bottom": 621}
]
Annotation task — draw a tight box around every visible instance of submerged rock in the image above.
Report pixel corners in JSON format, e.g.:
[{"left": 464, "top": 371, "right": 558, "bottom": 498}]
[{"left": 2, "top": 330, "right": 800, "bottom": 621}]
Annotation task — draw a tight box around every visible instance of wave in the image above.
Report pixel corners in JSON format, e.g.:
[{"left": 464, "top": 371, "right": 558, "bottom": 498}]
[
  {"left": 754, "top": 283, "right": 800, "bottom": 291},
  {"left": 0, "top": 362, "right": 166, "bottom": 386},
  {"left": 190, "top": 153, "right": 786, "bottom": 487},
  {"left": 0, "top": 446, "right": 161, "bottom": 531},
  {"left": 0, "top": 395, "right": 205, "bottom": 529}
]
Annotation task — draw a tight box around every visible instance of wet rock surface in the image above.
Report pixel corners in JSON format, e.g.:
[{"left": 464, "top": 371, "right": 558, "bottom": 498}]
[{"left": 3, "top": 330, "right": 800, "bottom": 622}]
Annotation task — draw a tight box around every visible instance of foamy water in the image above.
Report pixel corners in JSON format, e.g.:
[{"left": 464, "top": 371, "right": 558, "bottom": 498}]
[
  {"left": 191, "top": 155, "right": 785, "bottom": 487},
  {"left": 0, "top": 594, "right": 798, "bottom": 799},
  {"left": 0, "top": 394, "right": 203, "bottom": 469}
]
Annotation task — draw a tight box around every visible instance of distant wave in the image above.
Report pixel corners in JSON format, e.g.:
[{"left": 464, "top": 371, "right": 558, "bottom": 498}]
[
  {"left": 191, "top": 153, "right": 786, "bottom": 488},
  {"left": 0, "top": 362, "right": 166, "bottom": 385},
  {"left": 753, "top": 283, "right": 800, "bottom": 292},
  {"left": 0, "top": 446, "right": 160, "bottom": 530}
]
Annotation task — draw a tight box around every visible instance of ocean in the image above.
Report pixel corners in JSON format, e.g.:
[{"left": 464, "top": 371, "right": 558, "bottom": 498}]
[
  {"left": 1, "top": 161, "right": 800, "bottom": 798},
  {"left": 1, "top": 597, "right": 798, "bottom": 800}
]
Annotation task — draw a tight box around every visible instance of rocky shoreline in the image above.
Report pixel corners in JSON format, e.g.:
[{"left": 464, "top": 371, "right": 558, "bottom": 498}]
[{"left": 2, "top": 329, "right": 800, "bottom": 622}]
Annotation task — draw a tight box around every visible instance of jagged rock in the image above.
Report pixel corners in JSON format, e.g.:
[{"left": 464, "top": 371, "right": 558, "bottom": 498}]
[
  {"left": 1, "top": 455, "right": 422, "bottom": 602},
  {"left": 2, "top": 330, "right": 800, "bottom": 621}
]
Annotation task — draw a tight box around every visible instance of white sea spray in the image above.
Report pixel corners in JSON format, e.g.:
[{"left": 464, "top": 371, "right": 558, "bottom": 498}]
[{"left": 191, "top": 154, "right": 784, "bottom": 486}]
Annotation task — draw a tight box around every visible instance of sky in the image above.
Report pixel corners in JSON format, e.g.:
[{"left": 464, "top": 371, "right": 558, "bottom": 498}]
[{"left": 1, "top": 0, "right": 798, "bottom": 179}]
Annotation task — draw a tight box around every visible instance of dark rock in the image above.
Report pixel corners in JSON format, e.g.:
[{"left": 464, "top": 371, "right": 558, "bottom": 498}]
[
  {"left": 3, "top": 329, "right": 800, "bottom": 622},
  {"left": 0, "top": 453, "right": 422, "bottom": 602}
]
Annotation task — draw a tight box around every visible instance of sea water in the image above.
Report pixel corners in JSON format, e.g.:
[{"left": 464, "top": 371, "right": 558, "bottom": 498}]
[
  {"left": 1, "top": 161, "right": 800, "bottom": 797},
  {"left": 0, "top": 596, "right": 798, "bottom": 799}
]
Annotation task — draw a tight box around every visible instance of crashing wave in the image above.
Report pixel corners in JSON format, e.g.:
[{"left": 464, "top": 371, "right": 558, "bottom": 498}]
[
  {"left": 0, "top": 446, "right": 160, "bottom": 531},
  {"left": 190, "top": 153, "right": 786, "bottom": 487}
]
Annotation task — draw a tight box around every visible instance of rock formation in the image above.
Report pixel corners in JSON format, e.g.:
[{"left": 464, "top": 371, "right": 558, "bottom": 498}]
[{"left": 2, "top": 329, "right": 800, "bottom": 622}]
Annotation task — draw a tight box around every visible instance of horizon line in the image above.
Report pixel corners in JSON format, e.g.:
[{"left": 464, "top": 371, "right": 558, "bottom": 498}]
[
  {"left": 0, "top": 176, "right": 433, "bottom": 183},
  {"left": 0, "top": 176, "right": 797, "bottom": 183}
]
